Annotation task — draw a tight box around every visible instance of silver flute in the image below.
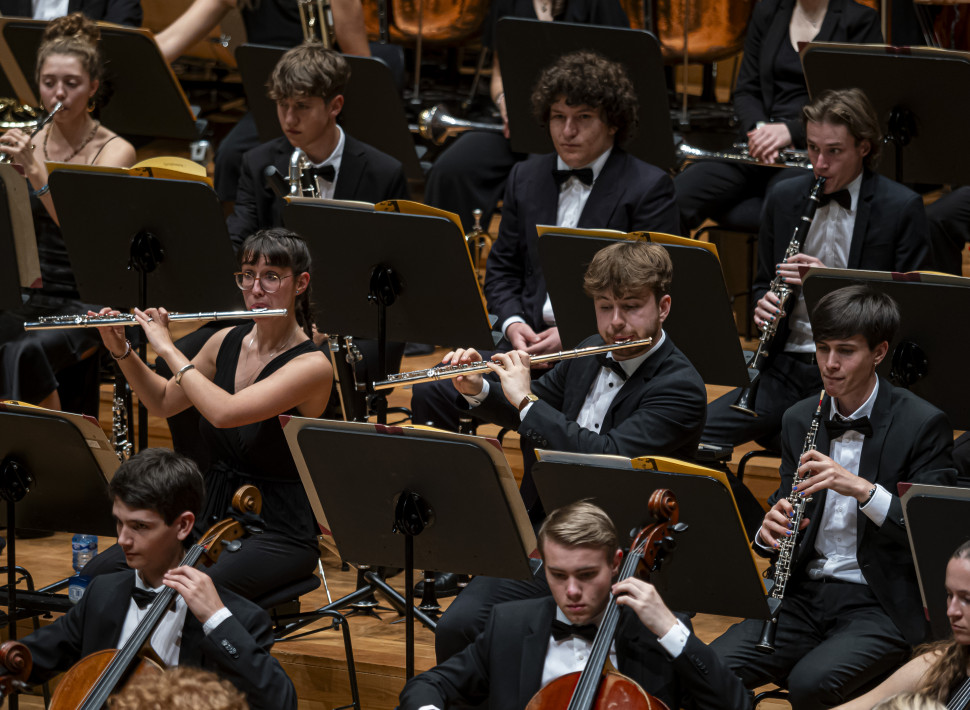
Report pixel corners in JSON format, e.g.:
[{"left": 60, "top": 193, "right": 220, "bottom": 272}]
[
  {"left": 24, "top": 308, "right": 288, "bottom": 330},
  {"left": 372, "top": 338, "right": 653, "bottom": 390}
]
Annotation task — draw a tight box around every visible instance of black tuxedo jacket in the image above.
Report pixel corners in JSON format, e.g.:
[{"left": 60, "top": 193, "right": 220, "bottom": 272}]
[
  {"left": 753, "top": 169, "right": 929, "bottom": 355},
  {"left": 399, "top": 596, "right": 752, "bottom": 710},
  {"left": 463, "top": 334, "right": 706, "bottom": 462},
  {"left": 226, "top": 133, "right": 409, "bottom": 250},
  {"left": 0, "top": 0, "right": 142, "bottom": 24},
  {"left": 22, "top": 571, "right": 297, "bottom": 710},
  {"left": 766, "top": 378, "right": 955, "bottom": 645},
  {"left": 483, "top": 149, "right": 680, "bottom": 331},
  {"left": 733, "top": 0, "right": 881, "bottom": 147}
]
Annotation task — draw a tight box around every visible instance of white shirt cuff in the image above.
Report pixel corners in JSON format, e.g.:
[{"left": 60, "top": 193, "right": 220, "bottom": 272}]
[
  {"left": 501, "top": 315, "right": 526, "bottom": 339},
  {"left": 859, "top": 483, "right": 891, "bottom": 526},
  {"left": 657, "top": 619, "right": 691, "bottom": 658},
  {"left": 460, "top": 378, "right": 490, "bottom": 407},
  {"left": 519, "top": 401, "right": 535, "bottom": 420},
  {"left": 754, "top": 526, "right": 774, "bottom": 552},
  {"left": 203, "top": 607, "right": 232, "bottom": 636},
  {"left": 417, "top": 706, "right": 440, "bottom": 710}
]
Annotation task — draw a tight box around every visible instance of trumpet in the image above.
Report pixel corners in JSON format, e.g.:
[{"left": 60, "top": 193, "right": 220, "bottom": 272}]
[
  {"left": 24, "top": 308, "right": 287, "bottom": 330},
  {"left": 372, "top": 338, "right": 652, "bottom": 390},
  {"left": 0, "top": 101, "right": 62, "bottom": 163},
  {"left": 415, "top": 104, "right": 504, "bottom": 146},
  {"left": 298, "top": 0, "right": 335, "bottom": 48},
  {"left": 675, "top": 139, "right": 811, "bottom": 171}
]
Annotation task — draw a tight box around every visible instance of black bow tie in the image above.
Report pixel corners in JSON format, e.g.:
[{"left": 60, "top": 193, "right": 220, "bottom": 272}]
[
  {"left": 824, "top": 415, "right": 873, "bottom": 438},
  {"left": 131, "top": 586, "right": 158, "bottom": 609},
  {"left": 552, "top": 167, "right": 594, "bottom": 187},
  {"left": 551, "top": 619, "right": 598, "bottom": 642},
  {"left": 819, "top": 189, "right": 851, "bottom": 210},
  {"left": 596, "top": 353, "right": 628, "bottom": 381},
  {"left": 308, "top": 164, "right": 336, "bottom": 183}
]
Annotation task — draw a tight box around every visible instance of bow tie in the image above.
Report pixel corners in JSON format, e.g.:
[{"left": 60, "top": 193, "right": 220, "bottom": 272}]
[
  {"left": 595, "top": 353, "right": 628, "bottom": 381},
  {"left": 824, "top": 415, "right": 873, "bottom": 438},
  {"left": 308, "top": 164, "right": 336, "bottom": 183},
  {"left": 551, "top": 619, "right": 598, "bottom": 642},
  {"left": 819, "top": 189, "right": 851, "bottom": 210},
  {"left": 552, "top": 167, "right": 594, "bottom": 188},
  {"left": 131, "top": 586, "right": 158, "bottom": 610}
]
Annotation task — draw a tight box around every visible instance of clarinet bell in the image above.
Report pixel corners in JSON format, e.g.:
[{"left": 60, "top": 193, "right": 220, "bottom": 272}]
[{"left": 755, "top": 618, "right": 777, "bottom": 654}]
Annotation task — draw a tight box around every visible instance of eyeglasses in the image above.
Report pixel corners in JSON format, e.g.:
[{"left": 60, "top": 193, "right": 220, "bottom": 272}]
[{"left": 234, "top": 271, "right": 293, "bottom": 293}]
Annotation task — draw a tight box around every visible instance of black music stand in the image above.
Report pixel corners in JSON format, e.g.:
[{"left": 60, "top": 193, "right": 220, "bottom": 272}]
[
  {"left": 0, "top": 18, "right": 198, "bottom": 140},
  {"left": 235, "top": 45, "right": 422, "bottom": 181},
  {"left": 533, "top": 452, "right": 769, "bottom": 620},
  {"left": 802, "top": 267, "right": 970, "bottom": 430},
  {"left": 803, "top": 43, "right": 970, "bottom": 185},
  {"left": 902, "top": 484, "right": 970, "bottom": 640},
  {"left": 0, "top": 164, "right": 38, "bottom": 311},
  {"left": 283, "top": 200, "right": 494, "bottom": 423},
  {"left": 48, "top": 169, "right": 243, "bottom": 448},
  {"left": 495, "top": 19, "right": 676, "bottom": 171},
  {"left": 282, "top": 417, "right": 535, "bottom": 679},
  {"left": 0, "top": 404, "right": 117, "bottom": 638},
  {"left": 538, "top": 229, "right": 749, "bottom": 387}
]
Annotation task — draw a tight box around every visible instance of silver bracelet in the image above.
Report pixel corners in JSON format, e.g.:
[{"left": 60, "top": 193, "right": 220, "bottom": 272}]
[
  {"left": 110, "top": 339, "right": 132, "bottom": 361},
  {"left": 175, "top": 363, "right": 196, "bottom": 386}
]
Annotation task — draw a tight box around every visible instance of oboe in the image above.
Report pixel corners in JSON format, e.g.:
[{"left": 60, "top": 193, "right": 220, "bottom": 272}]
[
  {"left": 24, "top": 308, "right": 287, "bottom": 330},
  {"left": 372, "top": 338, "right": 653, "bottom": 390},
  {"left": 732, "top": 176, "right": 826, "bottom": 415},
  {"left": 756, "top": 389, "right": 826, "bottom": 654}
]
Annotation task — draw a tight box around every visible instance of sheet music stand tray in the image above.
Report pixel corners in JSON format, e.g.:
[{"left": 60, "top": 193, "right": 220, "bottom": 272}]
[
  {"left": 0, "top": 403, "right": 117, "bottom": 642},
  {"left": 533, "top": 452, "right": 769, "bottom": 619},
  {"left": 282, "top": 417, "right": 535, "bottom": 678},
  {"left": 0, "top": 163, "right": 38, "bottom": 311},
  {"left": 235, "top": 45, "right": 422, "bottom": 181},
  {"left": 496, "top": 19, "right": 676, "bottom": 171},
  {"left": 538, "top": 228, "right": 749, "bottom": 387},
  {"left": 802, "top": 267, "right": 970, "bottom": 429},
  {"left": 283, "top": 199, "right": 494, "bottom": 422},
  {"left": 802, "top": 43, "right": 970, "bottom": 185},
  {"left": 902, "top": 483, "right": 970, "bottom": 640}
]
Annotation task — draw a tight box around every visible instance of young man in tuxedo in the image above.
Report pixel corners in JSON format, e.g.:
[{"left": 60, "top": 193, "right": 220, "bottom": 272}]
[
  {"left": 701, "top": 88, "right": 930, "bottom": 454},
  {"left": 226, "top": 42, "right": 409, "bottom": 249},
  {"left": 21, "top": 448, "right": 297, "bottom": 710},
  {"left": 400, "top": 500, "right": 752, "bottom": 710},
  {"left": 410, "top": 50, "right": 681, "bottom": 435},
  {"left": 711, "top": 285, "right": 955, "bottom": 709}
]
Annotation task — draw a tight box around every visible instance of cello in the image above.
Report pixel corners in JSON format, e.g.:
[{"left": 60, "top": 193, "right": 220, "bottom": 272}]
[
  {"left": 526, "top": 489, "right": 686, "bottom": 710},
  {"left": 46, "top": 486, "right": 262, "bottom": 710}
]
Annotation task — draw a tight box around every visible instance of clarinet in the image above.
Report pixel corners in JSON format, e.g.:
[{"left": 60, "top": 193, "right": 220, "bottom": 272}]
[
  {"left": 756, "top": 389, "right": 826, "bottom": 653},
  {"left": 732, "top": 176, "right": 826, "bottom": 415}
]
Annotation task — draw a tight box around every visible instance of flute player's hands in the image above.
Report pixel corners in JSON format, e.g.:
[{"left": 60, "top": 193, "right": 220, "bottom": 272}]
[{"left": 446, "top": 347, "right": 485, "bottom": 396}]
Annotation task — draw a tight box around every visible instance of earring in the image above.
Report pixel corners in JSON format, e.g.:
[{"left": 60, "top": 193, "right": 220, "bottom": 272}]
[{"left": 87, "top": 97, "right": 96, "bottom": 113}]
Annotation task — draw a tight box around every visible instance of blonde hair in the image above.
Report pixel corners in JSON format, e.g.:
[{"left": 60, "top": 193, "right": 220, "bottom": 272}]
[
  {"left": 107, "top": 667, "right": 249, "bottom": 710},
  {"left": 537, "top": 500, "right": 618, "bottom": 559},
  {"left": 872, "top": 692, "right": 946, "bottom": 710}
]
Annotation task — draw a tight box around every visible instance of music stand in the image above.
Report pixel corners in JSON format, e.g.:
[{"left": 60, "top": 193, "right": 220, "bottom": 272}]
[
  {"left": 235, "top": 45, "right": 423, "bottom": 181},
  {"left": 495, "top": 19, "right": 676, "bottom": 171},
  {"left": 802, "top": 267, "right": 970, "bottom": 429},
  {"left": 48, "top": 169, "right": 243, "bottom": 448},
  {"left": 0, "top": 403, "right": 117, "bottom": 644},
  {"left": 283, "top": 200, "right": 494, "bottom": 422},
  {"left": 902, "top": 484, "right": 970, "bottom": 640},
  {"left": 533, "top": 452, "right": 769, "bottom": 620},
  {"left": 802, "top": 43, "right": 970, "bottom": 185},
  {"left": 538, "top": 228, "right": 749, "bottom": 387},
  {"left": 0, "top": 18, "right": 199, "bottom": 140},
  {"left": 282, "top": 417, "right": 535, "bottom": 678},
  {"left": 0, "top": 164, "right": 38, "bottom": 310}
]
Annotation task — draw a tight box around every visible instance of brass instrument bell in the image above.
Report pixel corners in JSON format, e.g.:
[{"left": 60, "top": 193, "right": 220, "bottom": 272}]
[{"left": 298, "top": 0, "right": 336, "bottom": 48}]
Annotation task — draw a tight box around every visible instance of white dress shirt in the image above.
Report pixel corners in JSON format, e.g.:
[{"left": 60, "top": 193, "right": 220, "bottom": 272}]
[
  {"left": 32, "top": 0, "right": 69, "bottom": 19},
  {"left": 786, "top": 172, "right": 863, "bottom": 353},
  {"left": 501, "top": 147, "right": 613, "bottom": 338},
  {"left": 308, "top": 125, "right": 346, "bottom": 200}
]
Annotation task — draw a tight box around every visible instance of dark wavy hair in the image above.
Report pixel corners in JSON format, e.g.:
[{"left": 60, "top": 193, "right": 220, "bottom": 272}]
[
  {"left": 36, "top": 12, "right": 105, "bottom": 109},
  {"left": 803, "top": 88, "right": 882, "bottom": 170},
  {"left": 109, "top": 448, "right": 205, "bottom": 525},
  {"left": 531, "top": 50, "right": 639, "bottom": 147},
  {"left": 810, "top": 284, "right": 899, "bottom": 350},
  {"left": 239, "top": 228, "right": 314, "bottom": 338}
]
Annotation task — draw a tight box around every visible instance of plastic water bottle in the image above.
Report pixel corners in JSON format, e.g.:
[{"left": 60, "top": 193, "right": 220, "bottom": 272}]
[{"left": 68, "top": 534, "right": 98, "bottom": 604}]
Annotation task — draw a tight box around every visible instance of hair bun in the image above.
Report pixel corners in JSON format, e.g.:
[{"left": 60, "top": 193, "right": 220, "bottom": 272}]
[{"left": 42, "top": 12, "right": 101, "bottom": 46}]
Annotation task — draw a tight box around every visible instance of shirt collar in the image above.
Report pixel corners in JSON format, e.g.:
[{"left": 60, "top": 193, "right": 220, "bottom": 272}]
[
  {"left": 556, "top": 146, "right": 613, "bottom": 183},
  {"left": 554, "top": 605, "right": 607, "bottom": 629},
  {"left": 829, "top": 376, "right": 879, "bottom": 421},
  {"left": 310, "top": 124, "right": 345, "bottom": 169},
  {"left": 608, "top": 329, "right": 665, "bottom": 377},
  {"left": 844, "top": 171, "right": 863, "bottom": 212},
  {"left": 135, "top": 571, "right": 166, "bottom": 594}
]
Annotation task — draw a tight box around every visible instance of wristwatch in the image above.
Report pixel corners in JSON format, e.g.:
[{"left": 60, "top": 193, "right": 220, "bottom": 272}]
[{"left": 518, "top": 393, "right": 539, "bottom": 411}]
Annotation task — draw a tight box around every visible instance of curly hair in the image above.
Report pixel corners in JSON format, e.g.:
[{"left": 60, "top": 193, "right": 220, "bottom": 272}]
[
  {"left": 872, "top": 692, "right": 946, "bottom": 710},
  {"left": 267, "top": 42, "right": 350, "bottom": 102},
  {"left": 915, "top": 540, "right": 970, "bottom": 703},
  {"left": 108, "top": 667, "right": 249, "bottom": 710},
  {"left": 803, "top": 88, "right": 882, "bottom": 170},
  {"left": 36, "top": 12, "right": 104, "bottom": 107},
  {"left": 582, "top": 240, "right": 672, "bottom": 303},
  {"left": 531, "top": 50, "right": 638, "bottom": 147}
]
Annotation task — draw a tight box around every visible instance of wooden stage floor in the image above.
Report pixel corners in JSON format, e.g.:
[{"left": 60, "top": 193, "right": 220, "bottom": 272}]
[{"left": 4, "top": 344, "right": 786, "bottom": 709}]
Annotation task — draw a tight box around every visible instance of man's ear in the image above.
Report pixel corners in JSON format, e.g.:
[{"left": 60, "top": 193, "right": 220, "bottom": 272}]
[
  {"left": 872, "top": 340, "right": 889, "bottom": 367},
  {"left": 173, "top": 511, "right": 196, "bottom": 542},
  {"left": 328, "top": 94, "right": 345, "bottom": 118}
]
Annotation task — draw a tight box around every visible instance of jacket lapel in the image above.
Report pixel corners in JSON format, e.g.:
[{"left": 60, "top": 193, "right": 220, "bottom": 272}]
[
  {"left": 855, "top": 378, "right": 893, "bottom": 538},
  {"left": 815, "top": 0, "right": 844, "bottom": 41},
  {"left": 178, "top": 614, "right": 204, "bottom": 668},
  {"left": 847, "top": 170, "right": 874, "bottom": 268},
  {"left": 333, "top": 134, "right": 365, "bottom": 200},
  {"left": 605, "top": 336, "right": 672, "bottom": 425},
  {"left": 563, "top": 355, "right": 606, "bottom": 420},
  {"left": 517, "top": 598, "right": 557, "bottom": 706},
  {"left": 578, "top": 150, "right": 623, "bottom": 229},
  {"left": 534, "top": 154, "right": 561, "bottom": 228}
]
